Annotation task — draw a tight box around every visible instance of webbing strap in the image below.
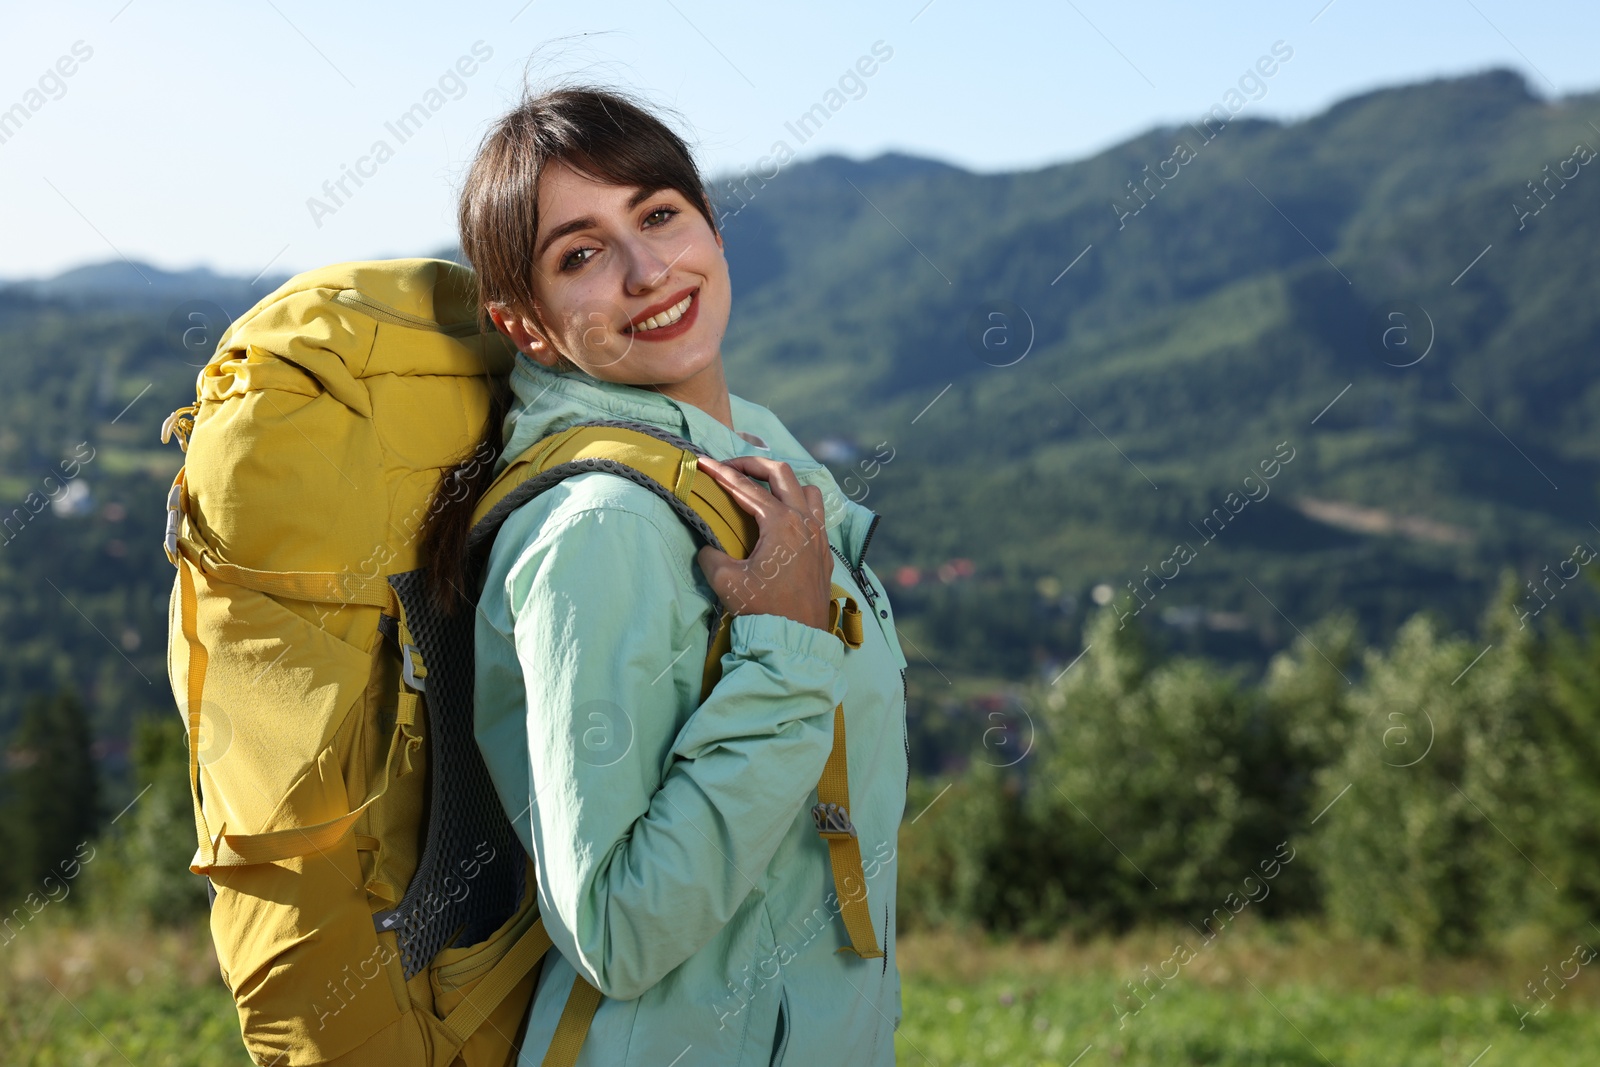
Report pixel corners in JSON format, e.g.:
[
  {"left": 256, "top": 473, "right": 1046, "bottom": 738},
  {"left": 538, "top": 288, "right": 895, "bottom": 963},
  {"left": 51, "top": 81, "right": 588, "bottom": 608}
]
[
  {"left": 393, "top": 616, "right": 425, "bottom": 776},
  {"left": 814, "top": 588, "right": 883, "bottom": 959},
  {"left": 179, "top": 553, "right": 218, "bottom": 871},
  {"left": 828, "top": 587, "right": 865, "bottom": 648},
  {"left": 442, "top": 915, "right": 555, "bottom": 1045},
  {"left": 699, "top": 610, "right": 735, "bottom": 704},
  {"left": 543, "top": 977, "right": 603, "bottom": 1067},
  {"left": 471, "top": 424, "right": 758, "bottom": 559},
  {"left": 174, "top": 534, "right": 398, "bottom": 611},
  {"left": 672, "top": 448, "right": 698, "bottom": 503},
  {"left": 815, "top": 703, "right": 884, "bottom": 959}
]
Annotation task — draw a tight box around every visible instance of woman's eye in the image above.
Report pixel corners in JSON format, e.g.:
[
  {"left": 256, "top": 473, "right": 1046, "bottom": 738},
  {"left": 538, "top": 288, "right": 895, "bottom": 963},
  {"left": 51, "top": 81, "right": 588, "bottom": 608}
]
[
  {"left": 560, "top": 246, "right": 596, "bottom": 272},
  {"left": 645, "top": 205, "right": 679, "bottom": 226}
]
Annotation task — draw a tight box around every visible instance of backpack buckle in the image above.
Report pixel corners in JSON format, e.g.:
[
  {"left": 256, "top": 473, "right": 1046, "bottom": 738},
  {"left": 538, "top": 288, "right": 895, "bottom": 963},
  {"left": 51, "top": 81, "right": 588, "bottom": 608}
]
[
  {"left": 811, "top": 801, "right": 857, "bottom": 839},
  {"left": 160, "top": 404, "right": 197, "bottom": 453},
  {"left": 163, "top": 474, "right": 186, "bottom": 567},
  {"left": 401, "top": 642, "right": 427, "bottom": 692}
]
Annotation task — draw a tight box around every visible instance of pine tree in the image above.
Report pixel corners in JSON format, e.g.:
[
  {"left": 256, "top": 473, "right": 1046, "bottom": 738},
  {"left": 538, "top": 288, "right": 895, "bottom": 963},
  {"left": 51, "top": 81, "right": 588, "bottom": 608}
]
[{"left": 7, "top": 686, "right": 100, "bottom": 895}]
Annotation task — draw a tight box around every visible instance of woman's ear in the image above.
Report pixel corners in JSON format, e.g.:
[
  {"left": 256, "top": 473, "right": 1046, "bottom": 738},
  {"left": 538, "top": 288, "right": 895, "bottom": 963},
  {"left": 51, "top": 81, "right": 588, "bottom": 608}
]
[{"left": 488, "top": 303, "right": 562, "bottom": 368}]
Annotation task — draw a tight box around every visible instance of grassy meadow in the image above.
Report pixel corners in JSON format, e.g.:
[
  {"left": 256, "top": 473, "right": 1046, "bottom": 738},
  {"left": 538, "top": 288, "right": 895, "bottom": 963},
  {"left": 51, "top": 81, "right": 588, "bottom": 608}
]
[{"left": 5, "top": 918, "right": 1598, "bottom": 1066}]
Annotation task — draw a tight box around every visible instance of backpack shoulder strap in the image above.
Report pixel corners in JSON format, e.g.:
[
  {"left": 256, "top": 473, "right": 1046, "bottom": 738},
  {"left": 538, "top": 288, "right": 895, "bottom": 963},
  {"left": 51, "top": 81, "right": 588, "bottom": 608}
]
[
  {"left": 467, "top": 419, "right": 759, "bottom": 702},
  {"left": 471, "top": 419, "right": 755, "bottom": 562}
]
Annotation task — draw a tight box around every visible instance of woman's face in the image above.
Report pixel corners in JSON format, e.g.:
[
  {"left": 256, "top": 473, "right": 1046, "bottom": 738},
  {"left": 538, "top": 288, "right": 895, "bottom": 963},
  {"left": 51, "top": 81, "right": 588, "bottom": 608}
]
[{"left": 495, "top": 159, "right": 732, "bottom": 399}]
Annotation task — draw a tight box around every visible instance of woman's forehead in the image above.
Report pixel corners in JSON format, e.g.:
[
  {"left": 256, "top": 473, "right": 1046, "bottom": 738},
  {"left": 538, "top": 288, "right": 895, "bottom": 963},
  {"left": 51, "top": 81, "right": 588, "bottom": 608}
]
[{"left": 539, "top": 162, "right": 653, "bottom": 207}]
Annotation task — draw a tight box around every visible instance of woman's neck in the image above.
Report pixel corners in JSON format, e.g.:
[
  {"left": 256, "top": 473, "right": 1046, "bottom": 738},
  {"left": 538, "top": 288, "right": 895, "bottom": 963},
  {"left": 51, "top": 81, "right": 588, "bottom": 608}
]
[{"left": 648, "top": 359, "right": 734, "bottom": 431}]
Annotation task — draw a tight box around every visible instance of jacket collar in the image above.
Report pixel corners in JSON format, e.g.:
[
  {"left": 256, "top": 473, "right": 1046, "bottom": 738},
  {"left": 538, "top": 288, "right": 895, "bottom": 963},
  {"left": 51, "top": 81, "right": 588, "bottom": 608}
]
[{"left": 497, "top": 353, "right": 881, "bottom": 564}]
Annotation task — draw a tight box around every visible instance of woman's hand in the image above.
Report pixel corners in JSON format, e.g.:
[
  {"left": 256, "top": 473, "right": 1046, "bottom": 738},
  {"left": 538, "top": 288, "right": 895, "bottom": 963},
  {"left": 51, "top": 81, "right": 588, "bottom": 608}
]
[{"left": 694, "top": 454, "right": 834, "bottom": 633}]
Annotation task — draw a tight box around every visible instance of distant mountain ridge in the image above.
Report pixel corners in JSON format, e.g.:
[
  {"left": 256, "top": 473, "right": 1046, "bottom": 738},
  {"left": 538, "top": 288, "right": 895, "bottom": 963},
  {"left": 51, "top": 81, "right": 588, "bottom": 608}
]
[{"left": 3, "top": 260, "right": 291, "bottom": 309}]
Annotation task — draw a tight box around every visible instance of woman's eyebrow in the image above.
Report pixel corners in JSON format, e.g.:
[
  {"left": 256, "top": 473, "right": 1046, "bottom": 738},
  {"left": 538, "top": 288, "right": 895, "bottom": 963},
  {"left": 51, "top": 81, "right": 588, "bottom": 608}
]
[{"left": 536, "top": 185, "right": 667, "bottom": 260}]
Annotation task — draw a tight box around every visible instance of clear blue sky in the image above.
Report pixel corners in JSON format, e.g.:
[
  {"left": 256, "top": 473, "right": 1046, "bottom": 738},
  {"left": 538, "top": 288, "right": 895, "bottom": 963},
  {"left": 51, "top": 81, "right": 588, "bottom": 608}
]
[{"left": 1, "top": 0, "right": 1595, "bottom": 280}]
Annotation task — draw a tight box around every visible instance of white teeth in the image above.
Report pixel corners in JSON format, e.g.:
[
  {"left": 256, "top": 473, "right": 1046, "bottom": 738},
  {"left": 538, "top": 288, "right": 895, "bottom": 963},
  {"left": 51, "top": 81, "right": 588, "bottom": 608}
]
[{"left": 632, "top": 292, "right": 693, "bottom": 332}]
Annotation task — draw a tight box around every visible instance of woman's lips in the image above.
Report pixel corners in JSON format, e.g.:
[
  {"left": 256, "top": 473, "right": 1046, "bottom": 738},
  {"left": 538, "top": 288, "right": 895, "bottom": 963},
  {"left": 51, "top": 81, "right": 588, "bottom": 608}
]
[{"left": 625, "top": 288, "right": 699, "bottom": 342}]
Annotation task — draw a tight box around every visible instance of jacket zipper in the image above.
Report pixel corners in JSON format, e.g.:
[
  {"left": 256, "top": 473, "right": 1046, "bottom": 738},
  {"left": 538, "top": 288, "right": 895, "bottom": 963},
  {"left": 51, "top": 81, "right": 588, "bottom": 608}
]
[
  {"left": 857, "top": 511, "right": 880, "bottom": 571},
  {"left": 830, "top": 511, "right": 882, "bottom": 613},
  {"left": 831, "top": 542, "right": 877, "bottom": 611},
  {"left": 829, "top": 514, "right": 907, "bottom": 793},
  {"left": 901, "top": 669, "right": 909, "bottom": 794}
]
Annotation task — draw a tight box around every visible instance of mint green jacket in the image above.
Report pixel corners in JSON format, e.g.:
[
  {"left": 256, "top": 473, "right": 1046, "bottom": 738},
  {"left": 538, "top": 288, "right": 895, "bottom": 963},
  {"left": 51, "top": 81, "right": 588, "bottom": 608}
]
[{"left": 473, "top": 354, "right": 909, "bottom": 1066}]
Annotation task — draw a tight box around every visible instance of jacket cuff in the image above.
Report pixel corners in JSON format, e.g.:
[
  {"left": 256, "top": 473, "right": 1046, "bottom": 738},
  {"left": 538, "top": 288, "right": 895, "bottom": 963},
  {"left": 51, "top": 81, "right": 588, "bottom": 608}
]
[{"left": 730, "top": 613, "right": 847, "bottom": 668}]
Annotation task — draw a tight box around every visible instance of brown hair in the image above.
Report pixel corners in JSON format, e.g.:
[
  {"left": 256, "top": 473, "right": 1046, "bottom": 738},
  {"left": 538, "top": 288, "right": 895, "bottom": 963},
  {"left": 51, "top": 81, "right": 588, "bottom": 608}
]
[{"left": 421, "top": 83, "right": 722, "bottom": 615}]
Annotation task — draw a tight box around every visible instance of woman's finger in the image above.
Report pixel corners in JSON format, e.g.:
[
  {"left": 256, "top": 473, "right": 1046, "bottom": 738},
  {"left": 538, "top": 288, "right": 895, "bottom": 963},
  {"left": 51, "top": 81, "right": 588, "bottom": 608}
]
[
  {"left": 801, "top": 483, "right": 827, "bottom": 533},
  {"left": 717, "top": 457, "right": 831, "bottom": 553},
  {"left": 700, "top": 456, "right": 830, "bottom": 558},
  {"left": 716, "top": 456, "right": 820, "bottom": 532},
  {"left": 691, "top": 456, "right": 835, "bottom": 630},
  {"left": 718, "top": 454, "right": 805, "bottom": 503},
  {"left": 696, "top": 455, "right": 777, "bottom": 521}
]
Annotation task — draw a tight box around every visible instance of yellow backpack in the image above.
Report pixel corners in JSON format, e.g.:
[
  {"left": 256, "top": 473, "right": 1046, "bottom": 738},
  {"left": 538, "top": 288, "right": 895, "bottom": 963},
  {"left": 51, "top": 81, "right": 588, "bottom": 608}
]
[{"left": 161, "top": 258, "right": 881, "bottom": 1067}]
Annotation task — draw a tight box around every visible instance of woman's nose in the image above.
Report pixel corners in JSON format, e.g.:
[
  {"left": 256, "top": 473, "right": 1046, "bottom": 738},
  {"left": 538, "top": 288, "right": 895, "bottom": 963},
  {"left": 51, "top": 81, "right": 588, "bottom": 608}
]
[{"left": 620, "top": 237, "right": 679, "bottom": 293}]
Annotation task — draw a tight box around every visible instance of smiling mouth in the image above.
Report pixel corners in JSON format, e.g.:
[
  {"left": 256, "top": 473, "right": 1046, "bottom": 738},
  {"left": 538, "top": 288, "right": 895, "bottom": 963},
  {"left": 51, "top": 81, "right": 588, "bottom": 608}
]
[{"left": 626, "top": 289, "right": 696, "bottom": 333}]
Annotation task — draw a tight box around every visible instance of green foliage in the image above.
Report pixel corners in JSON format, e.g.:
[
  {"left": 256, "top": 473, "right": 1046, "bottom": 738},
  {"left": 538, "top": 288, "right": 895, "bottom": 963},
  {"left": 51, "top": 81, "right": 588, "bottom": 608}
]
[
  {"left": 0, "top": 921, "right": 244, "bottom": 1066},
  {"left": 1035, "top": 610, "right": 1252, "bottom": 923},
  {"left": 0, "top": 686, "right": 99, "bottom": 904},
  {"left": 1311, "top": 574, "right": 1549, "bottom": 953},
  {"left": 899, "top": 763, "right": 1086, "bottom": 938},
  {"left": 0, "top": 295, "right": 182, "bottom": 790},
  {"left": 83, "top": 714, "right": 208, "bottom": 924},
  {"left": 1224, "top": 610, "right": 1363, "bottom": 915},
  {"left": 900, "top": 607, "right": 1360, "bottom": 936}
]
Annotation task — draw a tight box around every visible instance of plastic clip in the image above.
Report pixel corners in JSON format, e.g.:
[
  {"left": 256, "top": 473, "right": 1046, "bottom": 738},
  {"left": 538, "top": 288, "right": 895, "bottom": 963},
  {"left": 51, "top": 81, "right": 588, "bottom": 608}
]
[
  {"left": 811, "top": 802, "right": 857, "bottom": 839},
  {"left": 401, "top": 643, "right": 427, "bottom": 692},
  {"left": 164, "top": 478, "right": 185, "bottom": 566}
]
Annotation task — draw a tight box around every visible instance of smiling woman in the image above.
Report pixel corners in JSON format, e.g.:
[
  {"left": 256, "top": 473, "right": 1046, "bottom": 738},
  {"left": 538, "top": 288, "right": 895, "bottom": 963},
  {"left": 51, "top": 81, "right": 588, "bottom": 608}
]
[{"left": 418, "top": 83, "right": 910, "bottom": 1067}]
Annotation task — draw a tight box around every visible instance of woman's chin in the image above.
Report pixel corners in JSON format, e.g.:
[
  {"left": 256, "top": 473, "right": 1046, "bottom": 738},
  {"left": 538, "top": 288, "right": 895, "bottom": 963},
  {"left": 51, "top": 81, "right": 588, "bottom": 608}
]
[{"left": 613, "top": 346, "right": 720, "bottom": 388}]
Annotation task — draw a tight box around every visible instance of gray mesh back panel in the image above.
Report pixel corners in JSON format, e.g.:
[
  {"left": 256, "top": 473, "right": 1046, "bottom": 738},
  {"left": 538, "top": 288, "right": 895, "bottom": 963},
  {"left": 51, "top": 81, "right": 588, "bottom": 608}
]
[
  {"left": 382, "top": 568, "right": 524, "bottom": 978},
  {"left": 384, "top": 420, "right": 727, "bottom": 980}
]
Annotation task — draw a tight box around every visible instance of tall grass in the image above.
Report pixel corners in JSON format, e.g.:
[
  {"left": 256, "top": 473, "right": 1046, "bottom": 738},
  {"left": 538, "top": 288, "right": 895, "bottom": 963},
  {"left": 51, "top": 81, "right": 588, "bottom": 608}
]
[{"left": 5, "top": 919, "right": 1599, "bottom": 1066}]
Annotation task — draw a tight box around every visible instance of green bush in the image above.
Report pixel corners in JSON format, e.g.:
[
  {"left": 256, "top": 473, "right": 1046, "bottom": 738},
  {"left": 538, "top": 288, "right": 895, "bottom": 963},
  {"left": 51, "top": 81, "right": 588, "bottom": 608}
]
[
  {"left": 1309, "top": 573, "right": 1549, "bottom": 953},
  {"left": 83, "top": 713, "right": 209, "bottom": 924},
  {"left": 1034, "top": 610, "right": 1252, "bottom": 923},
  {"left": 899, "top": 607, "right": 1360, "bottom": 937}
]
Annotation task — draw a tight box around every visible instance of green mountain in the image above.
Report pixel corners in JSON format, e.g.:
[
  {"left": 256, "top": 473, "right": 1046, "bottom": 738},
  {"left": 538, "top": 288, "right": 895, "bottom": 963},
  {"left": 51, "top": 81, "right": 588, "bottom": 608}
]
[
  {"left": 0, "top": 67, "right": 1596, "bottom": 760},
  {"left": 710, "top": 66, "right": 1600, "bottom": 672}
]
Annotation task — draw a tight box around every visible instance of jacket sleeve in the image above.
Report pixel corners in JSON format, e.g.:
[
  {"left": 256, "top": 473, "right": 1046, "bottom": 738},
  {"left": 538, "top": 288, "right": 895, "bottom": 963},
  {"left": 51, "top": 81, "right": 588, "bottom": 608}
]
[{"left": 501, "top": 497, "right": 847, "bottom": 1002}]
